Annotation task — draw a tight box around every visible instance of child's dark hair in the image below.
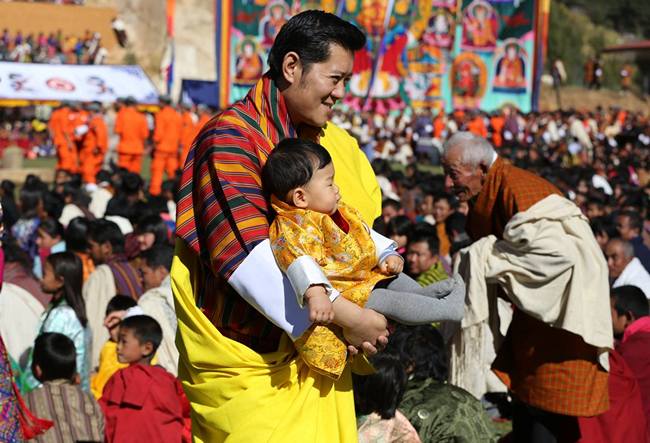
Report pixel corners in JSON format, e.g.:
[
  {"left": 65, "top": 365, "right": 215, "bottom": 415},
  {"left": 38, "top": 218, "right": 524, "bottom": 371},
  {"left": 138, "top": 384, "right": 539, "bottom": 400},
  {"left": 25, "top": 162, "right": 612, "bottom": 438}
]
[
  {"left": 32, "top": 332, "right": 77, "bottom": 382},
  {"left": 262, "top": 138, "right": 332, "bottom": 201},
  {"left": 353, "top": 353, "right": 407, "bottom": 420},
  {"left": 134, "top": 214, "right": 170, "bottom": 247},
  {"left": 386, "top": 215, "right": 412, "bottom": 238},
  {"left": 106, "top": 294, "right": 137, "bottom": 316},
  {"left": 140, "top": 244, "right": 174, "bottom": 272},
  {"left": 88, "top": 219, "right": 125, "bottom": 254},
  {"left": 64, "top": 217, "right": 91, "bottom": 253},
  {"left": 39, "top": 217, "right": 64, "bottom": 240},
  {"left": 611, "top": 285, "right": 649, "bottom": 319},
  {"left": 120, "top": 315, "right": 163, "bottom": 355},
  {"left": 46, "top": 252, "right": 87, "bottom": 327}
]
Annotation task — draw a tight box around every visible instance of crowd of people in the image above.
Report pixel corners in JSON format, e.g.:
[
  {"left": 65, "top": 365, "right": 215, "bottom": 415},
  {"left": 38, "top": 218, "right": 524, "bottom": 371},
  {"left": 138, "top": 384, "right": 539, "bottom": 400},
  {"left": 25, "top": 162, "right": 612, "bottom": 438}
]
[
  {"left": 2, "top": 10, "right": 650, "bottom": 443},
  {"left": 0, "top": 29, "right": 107, "bottom": 64}
]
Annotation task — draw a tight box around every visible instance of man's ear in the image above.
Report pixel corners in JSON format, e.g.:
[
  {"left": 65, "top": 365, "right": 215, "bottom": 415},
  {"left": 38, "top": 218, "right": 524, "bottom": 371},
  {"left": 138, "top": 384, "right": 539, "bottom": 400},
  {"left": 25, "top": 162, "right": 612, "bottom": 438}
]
[
  {"left": 282, "top": 51, "right": 302, "bottom": 86},
  {"left": 479, "top": 161, "right": 490, "bottom": 175},
  {"left": 291, "top": 188, "right": 309, "bottom": 209}
]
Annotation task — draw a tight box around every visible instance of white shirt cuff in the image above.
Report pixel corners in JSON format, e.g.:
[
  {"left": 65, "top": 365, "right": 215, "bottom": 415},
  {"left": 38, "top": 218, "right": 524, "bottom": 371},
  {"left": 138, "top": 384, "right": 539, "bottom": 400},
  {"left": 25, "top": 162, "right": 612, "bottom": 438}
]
[
  {"left": 369, "top": 229, "right": 399, "bottom": 263},
  {"left": 285, "top": 255, "right": 340, "bottom": 307},
  {"left": 228, "top": 239, "right": 312, "bottom": 340}
]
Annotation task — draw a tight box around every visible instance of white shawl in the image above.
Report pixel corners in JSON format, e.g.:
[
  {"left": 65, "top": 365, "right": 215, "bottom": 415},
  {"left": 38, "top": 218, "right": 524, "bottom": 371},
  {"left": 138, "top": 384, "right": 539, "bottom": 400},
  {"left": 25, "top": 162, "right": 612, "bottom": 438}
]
[{"left": 450, "top": 194, "right": 613, "bottom": 396}]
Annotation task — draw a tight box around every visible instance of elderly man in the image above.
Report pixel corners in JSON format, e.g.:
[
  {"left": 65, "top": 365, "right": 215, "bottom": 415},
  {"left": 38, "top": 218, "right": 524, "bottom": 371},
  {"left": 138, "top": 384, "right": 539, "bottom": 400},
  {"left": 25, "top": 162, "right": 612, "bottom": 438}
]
[
  {"left": 172, "top": 11, "right": 388, "bottom": 441},
  {"left": 607, "top": 238, "right": 650, "bottom": 298},
  {"left": 442, "top": 132, "right": 612, "bottom": 442}
]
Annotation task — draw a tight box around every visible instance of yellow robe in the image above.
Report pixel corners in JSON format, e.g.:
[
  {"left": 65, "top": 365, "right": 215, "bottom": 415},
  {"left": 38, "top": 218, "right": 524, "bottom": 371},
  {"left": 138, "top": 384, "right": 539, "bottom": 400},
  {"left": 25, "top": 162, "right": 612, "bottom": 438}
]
[
  {"left": 171, "top": 123, "right": 381, "bottom": 442},
  {"left": 270, "top": 199, "right": 387, "bottom": 379}
]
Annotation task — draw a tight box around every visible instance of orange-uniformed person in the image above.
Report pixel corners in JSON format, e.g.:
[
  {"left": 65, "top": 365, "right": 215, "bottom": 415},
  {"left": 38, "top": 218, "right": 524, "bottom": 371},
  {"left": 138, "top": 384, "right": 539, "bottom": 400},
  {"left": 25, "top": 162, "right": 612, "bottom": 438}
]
[
  {"left": 115, "top": 96, "right": 149, "bottom": 174},
  {"left": 490, "top": 110, "right": 505, "bottom": 148},
  {"left": 467, "top": 112, "right": 488, "bottom": 138},
  {"left": 79, "top": 102, "right": 109, "bottom": 184},
  {"left": 196, "top": 104, "right": 212, "bottom": 129},
  {"left": 49, "top": 101, "right": 76, "bottom": 173},
  {"left": 179, "top": 102, "right": 198, "bottom": 168},
  {"left": 150, "top": 95, "right": 182, "bottom": 195},
  {"left": 68, "top": 102, "right": 89, "bottom": 174}
]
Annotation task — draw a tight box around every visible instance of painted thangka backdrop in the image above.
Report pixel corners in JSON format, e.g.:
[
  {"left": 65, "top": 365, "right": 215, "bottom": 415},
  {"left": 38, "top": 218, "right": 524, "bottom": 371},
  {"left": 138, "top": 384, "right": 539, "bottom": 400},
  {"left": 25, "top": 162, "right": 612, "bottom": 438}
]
[{"left": 217, "top": 0, "right": 546, "bottom": 113}]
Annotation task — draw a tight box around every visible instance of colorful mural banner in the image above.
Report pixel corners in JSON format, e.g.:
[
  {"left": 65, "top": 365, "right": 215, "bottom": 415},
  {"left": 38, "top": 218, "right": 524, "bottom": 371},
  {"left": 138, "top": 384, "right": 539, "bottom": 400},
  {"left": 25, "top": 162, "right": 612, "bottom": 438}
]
[{"left": 217, "top": 0, "right": 545, "bottom": 113}]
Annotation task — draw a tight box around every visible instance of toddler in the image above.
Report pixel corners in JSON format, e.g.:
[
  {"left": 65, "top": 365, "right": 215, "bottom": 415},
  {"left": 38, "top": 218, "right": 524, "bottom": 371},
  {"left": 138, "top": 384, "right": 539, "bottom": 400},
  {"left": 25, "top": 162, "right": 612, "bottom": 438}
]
[{"left": 262, "top": 138, "right": 465, "bottom": 379}]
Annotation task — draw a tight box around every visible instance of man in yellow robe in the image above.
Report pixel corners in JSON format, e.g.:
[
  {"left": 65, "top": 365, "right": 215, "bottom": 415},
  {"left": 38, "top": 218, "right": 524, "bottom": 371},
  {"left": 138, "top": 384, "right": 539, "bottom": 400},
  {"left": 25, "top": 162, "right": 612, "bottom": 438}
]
[{"left": 172, "top": 11, "right": 389, "bottom": 442}]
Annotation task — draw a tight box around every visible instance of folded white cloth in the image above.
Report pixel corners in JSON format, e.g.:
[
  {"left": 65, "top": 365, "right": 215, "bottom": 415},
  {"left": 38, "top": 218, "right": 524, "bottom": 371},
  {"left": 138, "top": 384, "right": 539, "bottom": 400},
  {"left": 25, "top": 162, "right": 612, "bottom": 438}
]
[{"left": 454, "top": 194, "right": 612, "bottom": 370}]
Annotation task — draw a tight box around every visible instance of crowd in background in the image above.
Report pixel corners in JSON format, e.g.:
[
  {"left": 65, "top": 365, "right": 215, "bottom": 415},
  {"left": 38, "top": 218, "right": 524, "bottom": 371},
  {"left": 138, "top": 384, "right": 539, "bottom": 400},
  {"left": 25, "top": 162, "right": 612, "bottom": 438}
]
[
  {"left": 1, "top": 100, "right": 650, "bottom": 441},
  {"left": 0, "top": 29, "right": 107, "bottom": 64}
]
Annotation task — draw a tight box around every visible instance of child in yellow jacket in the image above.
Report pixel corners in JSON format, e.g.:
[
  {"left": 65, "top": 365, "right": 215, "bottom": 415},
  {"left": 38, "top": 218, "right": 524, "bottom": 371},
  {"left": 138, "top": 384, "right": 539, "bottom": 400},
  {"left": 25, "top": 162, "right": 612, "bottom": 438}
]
[{"left": 263, "top": 138, "right": 465, "bottom": 379}]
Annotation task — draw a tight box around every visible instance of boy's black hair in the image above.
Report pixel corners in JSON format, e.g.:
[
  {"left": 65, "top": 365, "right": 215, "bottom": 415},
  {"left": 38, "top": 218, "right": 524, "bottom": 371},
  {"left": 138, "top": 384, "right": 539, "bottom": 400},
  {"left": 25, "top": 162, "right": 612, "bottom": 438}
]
[
  {"left": 120, "top": 315, "right": 163, "bottom": 354},
  {"left": 386, "top": 215, "right": 412, "bottom": 238},
  {"left": 88, "top": 219, "right": 125, "bottom": 254},
  {"left": 140, "top": 245, "right": 174, "bottom": 272},
  {"left": 32, "top": 332, "right": 77, "bottom": 382},
  {"left": 261, "top": 138, "right": 332, "bottom": 201},
  {"left": 353, "top": 353, "right": 407, "bottom": 420},
  {"left": 39, "top": 217, "right": 64, "bottom": 240},
  {"left": 611, "top": 285, "right": 649, "bottom": 319},
  {"left": 106, "top": 294, "right": 138, "bottom": 316},
  {"left": 382, "top": 198, "right": 402, "bottom": 211},
  {"left": 384, "top": 324, "right": 448, "bottom": 383},
  {"left": 267, "top": 10, "right": 365, "bottom": 82}
]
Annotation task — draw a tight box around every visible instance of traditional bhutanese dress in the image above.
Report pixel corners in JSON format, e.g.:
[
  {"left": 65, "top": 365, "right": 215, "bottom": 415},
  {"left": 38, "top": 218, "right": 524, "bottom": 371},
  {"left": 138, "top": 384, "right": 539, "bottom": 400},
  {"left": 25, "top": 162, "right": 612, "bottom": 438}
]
[{"left": 171, "top": 74, "right": 382, "bottom": 442}]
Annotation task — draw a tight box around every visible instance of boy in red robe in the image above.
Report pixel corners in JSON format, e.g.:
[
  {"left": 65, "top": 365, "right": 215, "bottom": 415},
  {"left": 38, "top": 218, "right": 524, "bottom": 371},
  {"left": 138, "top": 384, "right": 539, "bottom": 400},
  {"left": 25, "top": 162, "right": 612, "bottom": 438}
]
[{"left": 100, "top": 315, "right": 191, "bottom": 442}]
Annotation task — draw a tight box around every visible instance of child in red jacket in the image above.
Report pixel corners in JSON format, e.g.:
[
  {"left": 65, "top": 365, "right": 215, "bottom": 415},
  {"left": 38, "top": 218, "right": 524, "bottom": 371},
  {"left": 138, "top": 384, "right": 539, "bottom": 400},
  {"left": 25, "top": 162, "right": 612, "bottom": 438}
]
[{"left": 100, "top": 315, "right": 191, "bottom": 442}]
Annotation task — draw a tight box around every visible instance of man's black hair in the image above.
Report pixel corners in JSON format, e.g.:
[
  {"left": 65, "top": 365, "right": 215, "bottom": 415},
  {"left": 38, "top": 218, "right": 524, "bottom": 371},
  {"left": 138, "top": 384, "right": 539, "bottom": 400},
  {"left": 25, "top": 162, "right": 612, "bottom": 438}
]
[
  {"left": 32, "top": 332, "right": 77, "bottom": 382},
  {"left": 611, "top": 285, "right": 649, "bottom": 319},
  {"left": 106, "top": 294, "right": 137, "bottom": 316},
  {"left": 120, "top": 315, "right": 163, "bottom": 353},
  {"left": 408, "top": 224, "right": 440, "bottom": 256},
  {"left": 88, "top": 219, "right": 125, "bottom": 254},
  {"left": 352, "top": 353, "right": 407, "bottom": 420},
  {"left": 382, "top": 198, "right": 402, "bottom": 211},
  {"left": 261, "top": 138, "right": 332, "bottom": 201},
  {"left": 619, "top": 210, "right": 643, "bottom": 234},
  {"left": 134, "top": 213, "right": 170, "bottom": 246},
  {"left": 267, "top": 10, "right": 366, "bottom": 82},
  {"left": 140, "top": 244, "right": 174, "bottom": 272}
]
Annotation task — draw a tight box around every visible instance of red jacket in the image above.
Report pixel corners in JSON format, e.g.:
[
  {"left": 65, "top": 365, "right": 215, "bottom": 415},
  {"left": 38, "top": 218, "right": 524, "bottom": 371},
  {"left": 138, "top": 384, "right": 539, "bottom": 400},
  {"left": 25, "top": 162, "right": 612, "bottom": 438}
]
[
  {"left": 618, "top": 316, "right": 650, "bottom": 434},
  {"left": 100, "top": 364, "right": 191, "bottom": 443},
  {"left": 578, "top": 350, "right": 649, "bottom": 442}
]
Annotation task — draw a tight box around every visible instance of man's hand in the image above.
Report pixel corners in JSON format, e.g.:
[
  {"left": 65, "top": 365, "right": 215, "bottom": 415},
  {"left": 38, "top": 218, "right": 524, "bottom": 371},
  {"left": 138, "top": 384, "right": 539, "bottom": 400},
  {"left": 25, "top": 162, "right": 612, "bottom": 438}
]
[
  {"left": 305, "top": 285, "right": 334, "bottom": 324},
  {"left": 378, "top": 255, "right": 404, "bottom": 275}
]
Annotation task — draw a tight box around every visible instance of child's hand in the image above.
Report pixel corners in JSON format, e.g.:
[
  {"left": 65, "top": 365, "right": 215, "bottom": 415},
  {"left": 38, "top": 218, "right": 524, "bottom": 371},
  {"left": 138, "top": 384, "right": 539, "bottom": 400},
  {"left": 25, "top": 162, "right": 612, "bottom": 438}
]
[
  {"left": 305, "top": 285, "right": 334, "bottom": 324},
  {"left": 104, "top": 310, "right": 126, "bottom": 342},
  {"left": 379, "top": 255, "right": 404, "bottom": 275}
]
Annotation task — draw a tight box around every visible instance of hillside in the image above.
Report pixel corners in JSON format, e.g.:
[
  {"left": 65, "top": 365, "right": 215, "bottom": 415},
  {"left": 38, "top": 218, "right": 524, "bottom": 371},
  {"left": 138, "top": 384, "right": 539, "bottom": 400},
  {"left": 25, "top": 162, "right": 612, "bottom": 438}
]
[{"left": 539, "top": 84, "right": 649, "bottom": 113}]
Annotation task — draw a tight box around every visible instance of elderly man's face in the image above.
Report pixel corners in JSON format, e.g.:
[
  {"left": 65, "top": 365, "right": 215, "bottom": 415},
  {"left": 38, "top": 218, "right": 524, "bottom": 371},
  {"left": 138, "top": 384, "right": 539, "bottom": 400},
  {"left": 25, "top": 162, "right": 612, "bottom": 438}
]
[
  {"left": 442, "top": 148, "right": 486, "bottom": 202},
  {"left": 605, "top": 241, "right": 632, "bottom": 279},
  {"left": 283, "top": 43, "right": 353, "bottom": 128}
]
